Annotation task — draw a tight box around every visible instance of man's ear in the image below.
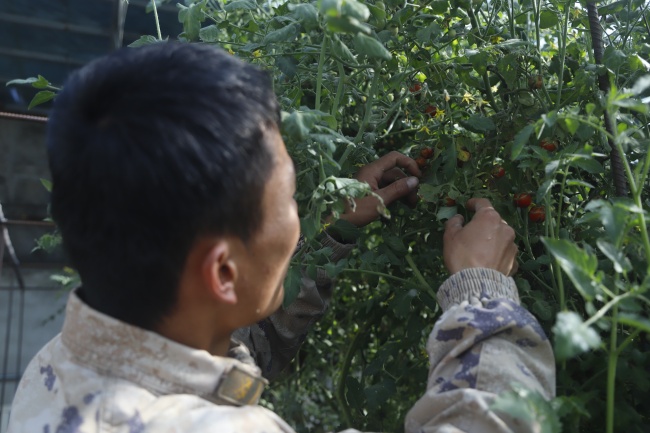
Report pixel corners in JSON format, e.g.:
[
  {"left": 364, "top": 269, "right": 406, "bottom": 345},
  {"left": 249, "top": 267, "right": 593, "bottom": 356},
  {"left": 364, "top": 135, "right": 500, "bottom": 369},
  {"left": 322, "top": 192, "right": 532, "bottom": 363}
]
[{"left": 202, "top": 241, "right": 238, "bottom": 305}]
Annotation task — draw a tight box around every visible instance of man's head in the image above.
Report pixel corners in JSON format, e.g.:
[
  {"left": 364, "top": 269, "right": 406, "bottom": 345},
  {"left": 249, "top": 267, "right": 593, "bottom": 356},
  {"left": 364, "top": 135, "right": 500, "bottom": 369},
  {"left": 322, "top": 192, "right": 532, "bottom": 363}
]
[{"left": 47, "top": 43, "right": 297, "bottom": 331}]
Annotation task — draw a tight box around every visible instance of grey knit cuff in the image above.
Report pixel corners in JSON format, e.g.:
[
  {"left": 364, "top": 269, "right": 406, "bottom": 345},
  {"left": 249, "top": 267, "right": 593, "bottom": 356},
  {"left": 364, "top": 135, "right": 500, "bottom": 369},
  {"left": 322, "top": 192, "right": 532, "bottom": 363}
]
[
  {"left": 319, "top": 231, "right": 355, "bottom": 263},
  {"left": 436, "top": 268, "right": 520, "bottom": 312}
]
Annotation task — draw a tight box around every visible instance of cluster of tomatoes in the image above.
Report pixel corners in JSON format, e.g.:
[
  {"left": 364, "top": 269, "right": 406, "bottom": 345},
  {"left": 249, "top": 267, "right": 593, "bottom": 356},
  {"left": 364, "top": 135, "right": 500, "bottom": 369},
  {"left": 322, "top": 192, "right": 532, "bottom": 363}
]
[
  {"left": 514, "top": 193, "right": 545, "bottom": 223},
  {"left": 415, "top": 147, "right": 434, "bottom": 169}
]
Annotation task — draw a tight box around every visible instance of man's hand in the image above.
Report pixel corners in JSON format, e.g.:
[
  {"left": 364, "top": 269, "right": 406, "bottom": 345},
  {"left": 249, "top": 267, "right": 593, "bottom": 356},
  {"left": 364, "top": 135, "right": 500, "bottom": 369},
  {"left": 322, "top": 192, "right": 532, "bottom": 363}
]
[
  {"left": 443, "top": 198, "right": 518, "bottom": 276},
  {"left": 340, "top": 151, "right": 422, "bottom": 227}
]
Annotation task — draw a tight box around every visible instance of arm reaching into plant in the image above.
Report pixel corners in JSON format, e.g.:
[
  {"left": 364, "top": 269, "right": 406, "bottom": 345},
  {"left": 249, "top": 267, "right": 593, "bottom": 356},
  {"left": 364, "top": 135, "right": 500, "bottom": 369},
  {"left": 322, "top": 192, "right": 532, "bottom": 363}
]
[
  {"left": 405, "top": 198, "right": 556, "bottom": 433},
  {"left": 232, "top": 151, "right": 422, "bottom": 380}
]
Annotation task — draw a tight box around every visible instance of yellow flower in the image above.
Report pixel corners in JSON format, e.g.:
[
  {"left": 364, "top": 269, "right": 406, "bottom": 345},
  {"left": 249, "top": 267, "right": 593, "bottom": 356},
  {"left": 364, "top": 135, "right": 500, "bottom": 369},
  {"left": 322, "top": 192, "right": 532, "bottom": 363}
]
[
  {"left": 490, "top": 35, "right": 503, "bottom": 44},
  {"left": 253, "top": 50, "right": 262, "bottom": 58},
  {"left": 462, "top": 92, "right": 474, "bottom": 104},
  {"left": 434, "top": 109, "right": 445, "bottom": 119},
  {"left": 228, "top": 48, "right": 235, "bottom": 55}
]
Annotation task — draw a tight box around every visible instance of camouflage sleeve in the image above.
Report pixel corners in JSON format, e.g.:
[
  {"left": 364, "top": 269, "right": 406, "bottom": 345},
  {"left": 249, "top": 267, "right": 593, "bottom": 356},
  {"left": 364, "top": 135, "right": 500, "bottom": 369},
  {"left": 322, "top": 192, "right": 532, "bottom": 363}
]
[
  {"left": 232, "top": 233, "right": 354, "bottom": 380},
  {"left": 405, "top": 268, "right": 556, "bottom": 433}
]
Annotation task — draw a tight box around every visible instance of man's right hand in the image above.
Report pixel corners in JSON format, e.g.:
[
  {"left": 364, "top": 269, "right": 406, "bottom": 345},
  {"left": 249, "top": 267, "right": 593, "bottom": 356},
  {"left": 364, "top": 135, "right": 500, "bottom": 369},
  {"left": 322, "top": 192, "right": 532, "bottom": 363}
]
[{"left": 443, "top": 198, "right": 518, "bottom": 276}]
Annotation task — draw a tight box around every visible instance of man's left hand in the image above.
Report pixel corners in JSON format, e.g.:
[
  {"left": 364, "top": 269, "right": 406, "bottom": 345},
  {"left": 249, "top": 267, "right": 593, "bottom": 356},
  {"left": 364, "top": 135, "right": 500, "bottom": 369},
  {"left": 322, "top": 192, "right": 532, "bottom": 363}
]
[{"left": 340, "top": 151, "right": 422, "bottom": 227}]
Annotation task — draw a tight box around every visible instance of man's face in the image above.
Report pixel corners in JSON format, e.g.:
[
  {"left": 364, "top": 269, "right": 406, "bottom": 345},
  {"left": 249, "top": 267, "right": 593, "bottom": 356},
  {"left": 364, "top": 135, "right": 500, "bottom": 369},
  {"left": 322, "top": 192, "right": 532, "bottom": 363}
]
[{"left": 234, "top": 129, "right": 300, "bottom": 322}]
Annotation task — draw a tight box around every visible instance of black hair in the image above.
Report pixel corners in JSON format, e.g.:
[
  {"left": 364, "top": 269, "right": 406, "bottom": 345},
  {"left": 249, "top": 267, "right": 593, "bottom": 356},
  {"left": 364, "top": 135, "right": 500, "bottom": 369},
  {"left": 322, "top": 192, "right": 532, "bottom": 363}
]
[{"left": 47, "top": 43, "right": 280, "bottom": 329}]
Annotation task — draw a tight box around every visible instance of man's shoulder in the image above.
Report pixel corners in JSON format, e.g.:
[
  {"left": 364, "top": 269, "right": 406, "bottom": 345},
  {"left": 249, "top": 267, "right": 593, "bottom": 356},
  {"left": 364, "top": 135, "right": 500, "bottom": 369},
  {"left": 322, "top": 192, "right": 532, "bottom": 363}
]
[{"left": 142, "top": 396, "right": 295, "bottom": 433}]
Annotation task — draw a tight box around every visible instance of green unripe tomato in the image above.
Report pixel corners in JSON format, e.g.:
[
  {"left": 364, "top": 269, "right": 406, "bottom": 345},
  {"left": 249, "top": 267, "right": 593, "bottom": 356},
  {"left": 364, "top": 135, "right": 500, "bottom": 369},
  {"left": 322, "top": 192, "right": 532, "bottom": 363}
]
[
  {"left": 376, "top": 1, "right": 386, "bottom": 11},
  {"left": 463, "top": 16, "right": 471, "bottom": 25},
  {"left": 448, "top": 29, "right": 457, "bottom": 37}
]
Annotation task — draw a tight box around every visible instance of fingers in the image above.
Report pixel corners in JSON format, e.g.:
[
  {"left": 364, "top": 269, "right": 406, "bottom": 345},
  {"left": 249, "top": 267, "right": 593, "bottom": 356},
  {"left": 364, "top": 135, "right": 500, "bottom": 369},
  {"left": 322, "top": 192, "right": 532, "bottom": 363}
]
[
  {"left": 443, "top": 214, "right": 464, "bottom": 241},
  {"left": 375, "top": 176, "right": 419, "bottom": 206},
  {"left": 465, "top": 197, "right": 494, "bottom": 213},
  {"left": 361, "top": 151, "right": 422, "bottom": 180}
]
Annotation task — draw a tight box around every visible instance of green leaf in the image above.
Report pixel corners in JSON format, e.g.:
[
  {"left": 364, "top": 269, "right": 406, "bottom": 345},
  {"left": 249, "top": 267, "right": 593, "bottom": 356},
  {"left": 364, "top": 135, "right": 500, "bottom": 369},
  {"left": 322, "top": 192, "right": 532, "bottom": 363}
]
[
  {"left": 571, "top": 157, "right": 604, "bottom": 174},
  {"left": 542, "top": 238, "right": 599, "bottom": 301},
  {"left": 598, "top": 0, "right": 627, "bottom": 15},
  {"left": 289, "top": 3, "right": 319, "bottom": 31},
  {"left": 282, "top": 265, "right": 302, "bottom": 307},
  {"left": 436, "top": 206, "right": 458, "bottom": 221},
  {"left": 6, "top": 74, "right": 52, "bottom": 89},
  {"left": 364, "top": 379, "right": 396, "bottom": 410},
  {"left": 560, "top": 117, "right": 579, "bottom": 135},
  {"left": 331, "top": 35, "right": 357, "bottom": 64},
  {"left": 429, "top": 0, "right": 450, "bottom": 14},
  {"left": 383, "top": 235, "right": 406, "bottom": 254},
  {"left": 417, "top": 183, "right": 443, "bottom": 203},
  {"left": 178, "top": 1, "right": 206, "bottom": 41},
  {"left": 603, "top": 47, "right": 628, "bottom": 71},
  {"left": 199, "top": 25, "right": 220, "bottom": 42},
  {"left": 539, "top": 10, "right": 559, "bottom": 29},
  {"left": 128, "top": 35, "right": 161, "bottom": 47},
  {"left": 40, "top": 178, "right": 53, "bottom": 192},
  {"left": 467, "top": 50, "right": 489, "bottom": 75},
  {"left": 341, "top": 0, "right": 370, "bottom": 21},
  {"left": 461, "top": 115, "right": 496, "bottom": 133},
  {"left": 611, "top": 97, "right": 648, "bottom": 114},
  {"left": 536, "top": 179, "right": 555, "bottom": 203},
  {"left": 353, "top": 33, "right": 392, "bottom": 60},
  {"left": 596, "top": 239, "right": 631, "bottom": 273},
  {"left": 263, "top": 23, "right": 300, "bottom": 44},
  {"left": 552, "top": 311, "right": 601, "bottom": 361},
  {"left": 223, "top": 0, "right": 257, "bottom": 12},
  {"left": 28, "top": 91, "right": 56, "bottom": 109},
  {"left": 585, "top": 200, "right": 629, "bottom": 246},
  {"left": 511, "top": 124, "right": 534, "bottom": 160},
  {"left": 631, "top": 75, "right": 650, "bottom": 95},
  {"left": 325, "top": 15, "right": 371, "bottom": 34},
  {"left": 618, "top": 313, "right": 650, "bottom": 333}
]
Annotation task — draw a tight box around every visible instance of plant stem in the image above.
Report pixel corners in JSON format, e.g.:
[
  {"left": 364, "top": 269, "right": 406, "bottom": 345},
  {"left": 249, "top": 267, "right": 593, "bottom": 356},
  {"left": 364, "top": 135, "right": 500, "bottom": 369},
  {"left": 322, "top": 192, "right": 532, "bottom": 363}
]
[
  {"left": 151, "top": 0, "right": 162, "bottom": 40},
  {"left": 354, "top": 64, "right": 381, "bottom": 144},
  {"left": 336, "top": 328, "right": 363, "bottom": 428},
  {"left": 332, "top": 61, "right": 346, "bottom": 118},
  {"left": 606, "top": 304, "right": 618, "bottom": 433},
  {"left": 405, "top": 253, "right": 436, "bottom": 299},
  {"left": 315, "top": 35, "right": 329, "bottom": 112},
  {"left": 555, "top": 0, "right": 572, "bottom": 109}
]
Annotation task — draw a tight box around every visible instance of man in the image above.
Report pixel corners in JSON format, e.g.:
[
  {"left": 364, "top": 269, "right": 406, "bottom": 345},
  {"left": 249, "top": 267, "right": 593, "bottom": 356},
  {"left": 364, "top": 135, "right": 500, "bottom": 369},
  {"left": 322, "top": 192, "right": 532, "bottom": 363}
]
[{"left": 7, "top": 43, "right": 554, "bottom": 433}]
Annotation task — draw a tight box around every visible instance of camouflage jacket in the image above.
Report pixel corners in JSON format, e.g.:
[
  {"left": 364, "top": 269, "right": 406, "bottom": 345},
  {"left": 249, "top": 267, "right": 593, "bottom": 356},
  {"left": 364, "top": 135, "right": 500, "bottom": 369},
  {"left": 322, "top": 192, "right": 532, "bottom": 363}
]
[{"left": 7, "top": 235, "right": 554, "bottom": 433}]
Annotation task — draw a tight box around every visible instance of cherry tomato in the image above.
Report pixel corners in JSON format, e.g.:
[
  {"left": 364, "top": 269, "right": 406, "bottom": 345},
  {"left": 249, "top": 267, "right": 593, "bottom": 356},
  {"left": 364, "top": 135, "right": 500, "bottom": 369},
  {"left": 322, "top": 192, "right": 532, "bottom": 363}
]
[
  {"left": 529, "top": 206, "right": 545, "bottom": 222},
  {"left": 415, "top": 156, "right": 427, "bottom": 168},
  {"left": 424, "top": 105, "right": 437, "bottom": 118},
  {"left": 463, "top": 16, "right": 471, "bottom": 25},
  {"left": 513, "top": 193, "right": 532, "bottom": 208},
  {"left": 491, "top": 166, "right": 505, "bottom": 178},
  {"left": 528, "top": 75, "right": 543, "bottom": 90},
  {"left": 540, "top": 138, "right": 558, "bottom": 152},
  {"left": 444, "top": 196, "right": 456, "bottom": 206},
  {"left": 420, "top": 147, "right": 434, "bottom": 159},
  {"left": 409, "top": 83, "right": 422, "bottom": 93}
]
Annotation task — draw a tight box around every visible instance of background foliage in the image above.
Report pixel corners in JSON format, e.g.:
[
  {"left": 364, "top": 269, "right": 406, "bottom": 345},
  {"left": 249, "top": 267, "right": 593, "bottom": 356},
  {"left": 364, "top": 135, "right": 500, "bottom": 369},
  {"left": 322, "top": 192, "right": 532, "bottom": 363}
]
[{"left": 13, "top": 0, "right": 650, "bottom": 431}]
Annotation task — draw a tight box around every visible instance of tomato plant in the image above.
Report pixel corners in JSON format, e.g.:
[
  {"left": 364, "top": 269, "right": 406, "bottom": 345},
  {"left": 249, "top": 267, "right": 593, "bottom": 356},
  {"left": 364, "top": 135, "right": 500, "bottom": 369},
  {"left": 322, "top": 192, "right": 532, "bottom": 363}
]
[{"left": 16, "top": 0, "right": 650, "bottom": 431}]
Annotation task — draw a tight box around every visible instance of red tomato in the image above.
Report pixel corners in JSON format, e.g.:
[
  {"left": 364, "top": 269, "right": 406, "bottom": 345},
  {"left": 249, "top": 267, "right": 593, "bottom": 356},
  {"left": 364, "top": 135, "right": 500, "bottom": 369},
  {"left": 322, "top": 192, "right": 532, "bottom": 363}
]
[
  {"left": 540, "top": 138, "right": 558, "bottom": 152},
  {"left": 514, "top": 193, "right": 532, "bottom": 208},
  {"left": 491, "top": 166, "right": 505, "bottom": 178},
  {"left": 420, "top": 147, "right": 434, "bottom": 159},
  {"left": 409, "top": 83, "right": 422, "bottom": 93},
  {"left": 415, "top": 156, "right": 427, "bottom": 168},
  {"left": 424, "top": 105, "right": 437, "bottom": 118},
  {"left": 528, "top": 75, "right": 543, "bottom": 90},
  {"left": 444, "top": 196, "right": 456, "bottom": 206},
  {"left": 529, "top": 206, "right": 545, "bottom": 222}
]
